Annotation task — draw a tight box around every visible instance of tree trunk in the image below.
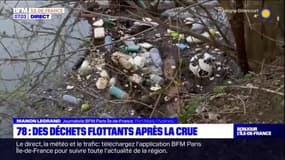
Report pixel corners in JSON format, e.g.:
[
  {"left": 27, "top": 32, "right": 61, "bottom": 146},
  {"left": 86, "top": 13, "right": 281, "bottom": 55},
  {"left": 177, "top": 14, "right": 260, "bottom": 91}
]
[{"left": 230, "top": 0, "right": 250, "bottom": 74}]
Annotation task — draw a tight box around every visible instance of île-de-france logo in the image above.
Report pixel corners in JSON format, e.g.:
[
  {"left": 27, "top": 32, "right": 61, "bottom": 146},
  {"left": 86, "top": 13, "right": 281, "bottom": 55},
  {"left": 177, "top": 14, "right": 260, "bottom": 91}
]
[
  {"left": 259, "top": 7, "right": 272, "bottom": 21},
  {"left": 13, "top": 8, "right": 64, "bottom": 20}
]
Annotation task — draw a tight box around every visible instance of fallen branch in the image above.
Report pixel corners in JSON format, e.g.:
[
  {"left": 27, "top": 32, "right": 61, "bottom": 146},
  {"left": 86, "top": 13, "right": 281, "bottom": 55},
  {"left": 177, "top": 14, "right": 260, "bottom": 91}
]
[
  {"left": 226, "top": 85, "right": 284, "bottom": 96},
  {"left": 125, "top": 0, "right": 236, "bottom": 53},
  {"left": 110, "top": 99, "right": 166, "bottom": 116},
  {"left": 149, "top": 94, "right": 162, "bottom": 118}
]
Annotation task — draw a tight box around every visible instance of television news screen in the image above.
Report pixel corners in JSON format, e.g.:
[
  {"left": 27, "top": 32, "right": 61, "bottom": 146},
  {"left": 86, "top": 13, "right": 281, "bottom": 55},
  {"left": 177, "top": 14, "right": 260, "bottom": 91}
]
[{"left": 0, "top": 0, "right": 284, "bottom": 159}]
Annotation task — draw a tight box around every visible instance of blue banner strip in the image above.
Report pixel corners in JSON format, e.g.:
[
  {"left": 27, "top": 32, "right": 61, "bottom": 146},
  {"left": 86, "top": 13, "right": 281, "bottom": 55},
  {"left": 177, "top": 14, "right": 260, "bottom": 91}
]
[
  {"left": 234, "top": 124, "right": 284, "bottom": 138},
  {"left": 13, "top": 118, "right": 178, "bottom": 124}
]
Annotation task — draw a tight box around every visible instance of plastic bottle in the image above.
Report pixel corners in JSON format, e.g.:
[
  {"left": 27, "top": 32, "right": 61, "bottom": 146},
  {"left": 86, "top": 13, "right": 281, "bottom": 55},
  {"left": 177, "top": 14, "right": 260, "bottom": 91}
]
[
  {"left": 124, "top": 39, "right": 135, "bottom": 47},
  {"left": 149, "top": 48, "right": 162, "bottom": 67},
  {"left": 150, "top": 73, "right": 163, "bottom": 84},
  {"left": 109, "top": 86, "right": 129, "bottom": 99},
  {"left": 104, "top": 35, "right": 112, "bottom": 52},
  {"left": 62, "top": 95, "right": 83, "bottom": 106},
  {"left": 129, "top": 74, "right": 143, "bottom": 84},
  {"left": 126, "top": 45, "right": 140, "bottom": 52}
]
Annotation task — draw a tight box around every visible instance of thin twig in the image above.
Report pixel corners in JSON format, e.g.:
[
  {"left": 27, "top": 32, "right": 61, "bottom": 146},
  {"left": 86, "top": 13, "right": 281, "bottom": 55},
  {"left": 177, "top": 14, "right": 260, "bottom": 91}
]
[
  {"left": 226, "top": 85, "right": 284, "bottom": 96},
  {"left": 235, "top": 95, "right": 246, "bottom": 115},
  {"left": 149, "top": 94, "right": 162, "bottom": 118}
]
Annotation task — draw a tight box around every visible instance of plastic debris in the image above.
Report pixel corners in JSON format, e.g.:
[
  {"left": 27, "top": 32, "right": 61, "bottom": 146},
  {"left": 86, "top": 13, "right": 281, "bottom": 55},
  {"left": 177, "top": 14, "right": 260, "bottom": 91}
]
[
  {"left": 134, "top": 20, "right": 158, "bottom": 26},
  {"left": 92, "top": 19, "right": 104, "bottom": 27},
  {"left": 130, "top": 109, "right": 135, "bottom": 116},
  {"left": 191, "top": 23, "right": 205, "bottom": 33},
  {"left": 86, "top": 75, "right": 91, "bottom": 80},
  {"left": 167, "top": 29, "right": 174, "bottom": 33},
  {"left": 189, "top": 62, "right": 199, "bottom": 77},
  {"left": 178, "top": 34, "right": 185, "bottom": 40},
  {"left": 81, "top": 103, "right": 90, "bottom": 111},
  {"left": 72, "top": 57, "right": 85, "bottom": 71},
  {"left": 142, "top": 65, "right": 163, "bottom": 75},
  {"left": 189, "top": 53, "right": 215, "bottom": 78},
  {"left": 177, "top": 43, "right": 188, "bottom": 50},
  {"left": 111, "top": 51, "right": 130, "bottom": 63},
  {"left": 129, "top": 74, "right": 143, "bottom": 84},
  {"left": 198, "top": 58, "right": 213, "bottom": 78},
  {"left": 133, "top": 56, "right": 145, "bottom": 69},
  {"left": 109, "top": 86, "right": 129, "bottom": 99},
  {"left": 66, "top": 85, "right": 74, "bottom": 90},
  {"left": 208, "top": 112, "right": 220, "bottom": 121},
  {"left": 96, "top": 77, "right": 108, "bottom": 89},
  {"left": 150, "top": 73, "right": 163, "bottom": 84},
  {"left": 186, "top": 36, "right": 202, "bottom": 44},
  {"left": 155, "top": 0, "right": 176, "bottom": 11},
  {"left": 62, "top": 95, "right": 82, "bottom": 106},
  {"left": 184, "top": 17, "right": 195, "bottom": 25},
  {"left": 138, "top": 51, "right": 152, "bottom": 64},
  {"left": 123, "top": 38, "right": 136, "bottom": 47},
  {"left": 209, "top": 77, "right": 215, "bottom": 81},
  {"left": 164, "top": 96, "right": 170, "bottom": 102},
  {"left": 62, "top": 2, "right": 243, "bottom": 118},
  {"left": 126, "top": 44, "right": 140, "bottom": 52},
  {"left": 186, "top": 32, "right": 210, "bottom": 44},
  {"left": 108, "top": 77, "right": 116, "bottom": 86},
  {"left": 78, "top": 60, "right": 92, "bottom": 76},
  {"left": 94, "top": 27, "right": 105, "bottom": 39},
  {"left": 138, "top": 0, "right": 147, "bottom": 9},
  {"left": 138, "top": 42, "right": 153, "bottom": 49},
  {"left": 149, "top": 48, "right": 163, "bottom": 67},
  {"left": 104, "top": 35, "right": 112, "bottom": 52},
  {"left": 100, "top": 69, "right": 109, "bottom": 79},
  {"left": 155, "top": 33, "right": 161, "bottom": 37},
  {"left": 111, "top": 52, "right": 133, "bottom": 70},
  {"left": 201, "top": 32, "right": 211, "bottom": 38},
  {"left": 217, "top": 66, "right": 221, "bottom": 71},
  {"left": 215, "top": 74, "right": 221, "bottom": 77},
  {"left": 195, "top": 48, "right": 202, "bottom": 52},
  {"left": 142, "top": 17, "right": 151, "bottom": 22},
  {"left": 142, "top": 17, "right": 155, "bottom": 24},
  {"left": 161, "top": 7, "right": 191, "bottom": 19},
  {"left": 150, "top": 84, "right": 161, "bottom": 91},
  {"left": 96, "top": 0, "right": 110, "bottom": 6},
  {"left": 119, "top": 57, "right": 133, "bottom": 70}
]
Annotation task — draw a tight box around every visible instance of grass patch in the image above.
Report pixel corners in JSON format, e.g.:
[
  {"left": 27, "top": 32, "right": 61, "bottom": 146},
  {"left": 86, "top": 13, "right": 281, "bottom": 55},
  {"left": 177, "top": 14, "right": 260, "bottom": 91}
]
[
  {"left": 243, "top": 73, "right": 252, "bottom": 81},
  {"left": 179, "top": 96, "right": 205, "bottom": 123},
  {"left": 213, "top": 86, "right": 224, "bottom": 94},
  {"left": 179, "top": 85, "right": 227, "bottom": 123}
]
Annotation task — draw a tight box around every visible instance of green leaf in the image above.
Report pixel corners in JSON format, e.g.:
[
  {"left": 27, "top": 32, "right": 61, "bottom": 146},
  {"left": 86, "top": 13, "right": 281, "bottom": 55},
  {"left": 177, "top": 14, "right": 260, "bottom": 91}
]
[
  {"left": 81, "top": 103, "right": 90, "bottom": 111},
  {"left": 103, "top": 18, "right": 115, "bottom": 28},
  {"left": 171, "top": 31, "right": 179, "bottom": 39},
  {"left": 244, "top": 73, "right": 252, "bottom": 81},
  {"left": 213, "top": 86, "right": 224, "bottom": 94},
  {"left": 118, "top": 47, "right": 129, "bottom": 54},
  {"left": 178, "top": 97, "right": 205, "bottom": 123}
]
